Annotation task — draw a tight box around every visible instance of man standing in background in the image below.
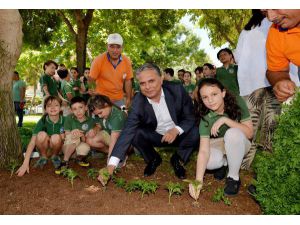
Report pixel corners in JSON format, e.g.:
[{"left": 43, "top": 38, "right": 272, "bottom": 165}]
[
  {"left": 90, "top": 33, "right": 133, "bottom": 109},
  {"left": 12, "top": 71, "right": 26, "bottom": 127}
]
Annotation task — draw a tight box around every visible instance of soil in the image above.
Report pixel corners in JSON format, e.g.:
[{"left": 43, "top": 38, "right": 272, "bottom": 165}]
[{"left": 0, "top": 153, "right": 261, "bottom": 215}]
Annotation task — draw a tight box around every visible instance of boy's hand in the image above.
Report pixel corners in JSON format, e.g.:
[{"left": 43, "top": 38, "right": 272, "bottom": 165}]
[
  {"left": 71, "top": 129, "right": 84, "bottom": 139},
  {"left": 16, "top": 164, "right": 29, "bottom": 177},
  {"left": 86, "top": 129, "right": 96, "bottom": 138}
]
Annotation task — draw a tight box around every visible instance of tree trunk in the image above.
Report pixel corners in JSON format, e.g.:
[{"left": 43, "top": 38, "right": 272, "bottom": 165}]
[
  {"left": 76, "top": 25, "right": 87, "bottom": 75},
  {"left": 0, "top": 10, "right": 23, "bottom": 168}
]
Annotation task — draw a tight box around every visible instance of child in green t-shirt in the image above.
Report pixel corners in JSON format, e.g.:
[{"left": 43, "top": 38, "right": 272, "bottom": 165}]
[
  {"left": 16, "top": 96, "right": 65, "bottom": 177},
  {"left": 70, "top": 67, "right": 85, "bottom": 97},
  {"left": 55, "top": 96, "right": 96, "bottom": 174},
  {"left": 57, "top": 68, "right": 74, "bottom": 116},
  {"left": 87, "top": 95, "right": 127, "bottom": 168},
  {"left": 40, "top": 60, "right": 59, "bottom": 97},
  {"left": 183, "top": 71, "right": 196, "bottom": 99},
  {"left": 189, "top": 78, "right": 253, "bottom": 200}
]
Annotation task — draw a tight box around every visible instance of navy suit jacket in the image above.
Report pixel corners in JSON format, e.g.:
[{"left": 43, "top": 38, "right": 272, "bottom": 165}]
[{"left": 111, "top": 81, "right": 196, "bottom": 160}]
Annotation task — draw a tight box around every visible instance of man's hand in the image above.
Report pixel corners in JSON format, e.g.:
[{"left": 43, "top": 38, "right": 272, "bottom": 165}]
[
  {"left": 97, "top": 165, "right": 115, "bottom": 186},
  {"left": 273, "top": 80, "right": 296, "bottom": 102},
  {"left": 161, "top": 127, "right": 179, "bottom": 144}
]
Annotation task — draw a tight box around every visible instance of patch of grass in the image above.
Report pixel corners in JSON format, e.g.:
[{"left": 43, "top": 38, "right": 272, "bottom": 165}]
[{"left": 7, "top": 159, "right": 20, "bottom": 178}]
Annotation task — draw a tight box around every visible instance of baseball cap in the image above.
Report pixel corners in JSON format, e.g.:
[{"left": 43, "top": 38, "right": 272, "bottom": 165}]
[{"left": 107, "top": 33, "right": 123, "bottom": 46}]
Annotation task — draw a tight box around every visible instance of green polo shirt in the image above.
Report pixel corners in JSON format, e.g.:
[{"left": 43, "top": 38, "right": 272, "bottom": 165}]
[
  {"left": 64, "top": 114, "right": 95, "bottom": 134},
  {"left": 183, "top": 83, "right": 196, "bottom": 95},
  {"left": 60, "top": 80, "right": 75, "bottom": 101},
  {"left": 216, "top": 64, "right": 239, "bottom": 96},
  {"left": 32, "top": 115, "right": 65, "bottom": 136},
  {"left": 93, "top": 106, "right": 127, "bottom": 135},
  {"left": 12, "top": 79, "right": 26, "bottom": 102},
  {"left": 40, "top": 73, "right": 58, "bottom": 96},
  {"left": 199, "top": 96, "right": 250, "bottom": 138},
  {"left": 71, "top": 78, "right": 81, "bottom": 97}
]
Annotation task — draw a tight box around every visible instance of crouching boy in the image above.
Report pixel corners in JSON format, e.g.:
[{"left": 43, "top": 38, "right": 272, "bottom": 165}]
[{"left": 55, "top": 96, "right": 96, "bottom": 174}]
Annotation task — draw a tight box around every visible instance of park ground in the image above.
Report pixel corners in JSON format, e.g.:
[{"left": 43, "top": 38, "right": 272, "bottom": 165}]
[{"left": 0, "top": 116, "right": 261, "bottom": 215}]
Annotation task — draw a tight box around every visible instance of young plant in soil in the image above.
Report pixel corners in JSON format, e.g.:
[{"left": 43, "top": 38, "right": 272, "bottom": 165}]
[
  {"left": 87, "top": 168, "right": 98, "bottom": 180},
  {"left": 140, "top": 181, "right": 159, "bottom": 198},
  {"left": 112, "top": 176, "right": 126, "bottom": 188},
  {"left": 184, "top": 179, "right": 202, "bottom": 206},
  {"left": 7, "top": 159, "right": 20, "bottom": 178},
  {"left": 62, "top": 168, "right": 79, "bottom": 188},
  {"left": 125, "top": 179, "right": 144, "bottom": 193},
  {"left": 165, "top": 182, "right": 184, "bottom": 204},
  {"left": 98, "top": 168, "right": 111, "bottom": 185},
  {"left": 211, "top": 188, "right": 231, "bottom": 206}
]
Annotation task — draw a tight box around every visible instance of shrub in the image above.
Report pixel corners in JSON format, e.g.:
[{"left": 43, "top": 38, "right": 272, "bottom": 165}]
[{"left": 253, "top": 91, "right": 300, "bottom": 214}]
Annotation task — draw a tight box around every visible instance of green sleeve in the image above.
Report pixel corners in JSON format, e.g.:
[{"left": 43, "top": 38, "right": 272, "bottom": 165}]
[
  {"left": 110, "top": 110, "right": 126, "bottom": 132},
  {"left": 41, "top": 75, "right": 49, "bottom": 87},
  {"left": 236, "top": 96, "right": 251, "bottom": 122},
  {"left": 199, "top": 119, "right": 211, "bottom": 138},
  {"left": 32, "top": 118, "right": 45, "bottom": 136}
]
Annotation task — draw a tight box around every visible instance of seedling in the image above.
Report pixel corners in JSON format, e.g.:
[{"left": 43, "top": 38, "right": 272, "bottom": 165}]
[
  {"left": 98, "top": 168, "right": 111, "bottom": 186},
  {"left": 7, "top": 159, "right": 20, "bottom": 178},
  {"left": 112, "top": 176, "right": 126, "bottom": 189},
  {"left": 165, "top": 182, "right": 184, "bottom": 204},
  {"left": 87, "top": 168, "right": 98, "bottom": 180},
  {"left": 62, "top": 168, "right": 79, "bottom": 188},
  {"left": 184, "top": 179, "right": 202, "bottom": 202},
  {"left": 125, "top": 179, "right": 143, "bottom": 193},
  {"left": 140, "top": 181, "right": 159, "bottom": 198},
  {"left": 211, "top": 188, "right": 231, "bottom": 206}
]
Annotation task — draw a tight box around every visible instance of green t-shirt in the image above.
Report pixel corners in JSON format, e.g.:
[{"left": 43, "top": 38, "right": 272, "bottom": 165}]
[
  {"left": 199, "top": 96, "right": 250, "bottom": 138},
  {"left": 12, "top": 79, "right": 26, "bottom": 102},
  {"left": 216, "top": 64, "right": 239, "bottom": 96},
  {"left": 40, "top": 73, "right": 58, "bottom": 96},
  {"left": 93, "top": 106, "right": 127, "bottom": 135},
  {"left": 60, "top": 80, "right": 75, "bottom": 101},
  {"left": 32, "top": 115, "right": 65, "bottom": 136},
  {"left": 64, "top": 114, "right": 95, "bottom": 134},
  {"left": 183, "top": 83, "right": 196, "bottom": 96},
  {"left": 71, "top": 78, "right": 81, "bottom": 97}
]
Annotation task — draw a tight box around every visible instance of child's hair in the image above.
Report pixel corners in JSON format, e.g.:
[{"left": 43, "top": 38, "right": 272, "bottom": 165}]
[
  {"left": 57, "top": 69, "right": 69, "bottom": 79},
  {"left": 87, "top": 94, "right": 115, "bottom": 113},
  {"left": 244, "top": 9, "right": 265, "bottom": 31},
  {"left": 203, "top": 63, "right": 214, "bottom": 70},
  {"left": 178, "top": 69, "right": 185, "bottom": 73},
  {"left": 195, "top": 78, "right": 241, "bottom": 126},
  {"left": 217, "top": 48, "right": 233, "bottom": 60},
  {"left": 44, "top": 95, "right": 62, "bottom": 110},
  {"left": 184, "top": 71, "right": 192, "bottom": 77},
  {"left": 43, "top": 60, "right": 58, "bottom": 71},
  {"left": 70, "top": 96, "right": 86, "bottom": 107},
  {"left": 70, "top": 67, "right": 79, "bottom": 73},
  {"left": 194, "top": 66, "right": 203, "bottom": 74},
  {"left": 164, "top": 68, "right": 174, "bottom": 77}
]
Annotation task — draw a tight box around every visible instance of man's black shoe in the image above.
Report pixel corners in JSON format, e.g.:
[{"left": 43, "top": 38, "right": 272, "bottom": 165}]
[
  {"left": 170, "top": 153, "right": 186, "bottom": 179},
  {"left": 224, "top": 177, "right": 241, "bottom": 196},
  {"left": 143, "top": 156, "right": 162, "bottom": 177},
  {"left": 213, "top": 166, "right": 228, "bottom": 180}
]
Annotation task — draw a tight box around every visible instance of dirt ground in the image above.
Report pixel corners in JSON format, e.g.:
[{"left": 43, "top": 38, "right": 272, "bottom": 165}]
[{"left": 0, "top": 152, "right": 261, "bottom": 215}]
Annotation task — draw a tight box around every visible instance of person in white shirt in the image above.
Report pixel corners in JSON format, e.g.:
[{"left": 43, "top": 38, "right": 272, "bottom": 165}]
[
  {"left": 97, "top": 63, "right": 199, "bottom": 186},
  {"left": 234, "top": 9, "right": 299, "bottom": 169}
]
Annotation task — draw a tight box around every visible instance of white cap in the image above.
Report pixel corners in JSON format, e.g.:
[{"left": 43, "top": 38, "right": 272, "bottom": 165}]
[{"left": 107, "top": 33, "right": 123, "bottom": 46}]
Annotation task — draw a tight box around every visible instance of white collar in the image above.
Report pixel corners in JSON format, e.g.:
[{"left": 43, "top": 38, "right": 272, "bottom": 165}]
[{"left": 147, "top": 89, "right": 165, "bottom": 104}]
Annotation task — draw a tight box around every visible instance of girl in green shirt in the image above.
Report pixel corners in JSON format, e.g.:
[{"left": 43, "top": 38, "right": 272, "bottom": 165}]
[
  {"left": 189, "top": 78, "right": 253, "bottom": 199},
  {"left": 87, "top": 95, "right": 127, "bottom": 167},
  {"left": 17, "top": 96, "right": 64, "bottom": 177}
]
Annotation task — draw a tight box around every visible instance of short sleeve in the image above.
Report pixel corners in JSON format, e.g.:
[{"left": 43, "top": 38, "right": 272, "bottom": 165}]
[
  {"left": 199, "top": 119, "right": 211, "bottom": 138},
  {"left": 32, "top": 118, "right": 45, "bottom": 136}
]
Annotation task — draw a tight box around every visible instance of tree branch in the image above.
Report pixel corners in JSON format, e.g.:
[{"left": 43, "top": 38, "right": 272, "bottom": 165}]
[{"left": 57, "top": 9, "right": 77, "bottom": 37}]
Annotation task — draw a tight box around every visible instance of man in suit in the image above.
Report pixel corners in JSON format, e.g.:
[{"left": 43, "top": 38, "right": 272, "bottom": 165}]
[{"left": 98, "top": 63, "right": 199, "bottom": 185}]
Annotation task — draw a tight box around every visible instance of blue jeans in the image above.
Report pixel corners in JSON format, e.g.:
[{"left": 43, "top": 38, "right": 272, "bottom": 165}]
[{"left": 14, "top": 102, "right": 24, "bottom": 127}]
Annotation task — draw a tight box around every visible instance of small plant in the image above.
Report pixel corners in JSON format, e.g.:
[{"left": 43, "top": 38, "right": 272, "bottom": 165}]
[
  {"left": 87, "top": 168, "right": 98, "bottom": 180},
  {"left": 211, "top": 188, "right": 231, "bottom": 206},
  {"left": 98, "top": 168, "right": 110, "bottom": 185},
  {"left": 140, "top": 181, "right": 159, "bottom": 198},
  {"left": 62, "top": 168, "right": 79, "bottom": 188},
  {"left": 112, "top": 176, "right": 126, "bottom": 189},
  {"left": 184, "top": 179, "right": 202, "bottom": 203},
  {"left": 7, "top": 159, "right": 20, "bottom": 178},
  {"left": 125, "top": 179, "right": 159, "bottom": 198},
  {"left": 165, "top": 182, "right": 184, "bottom": 204}
]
